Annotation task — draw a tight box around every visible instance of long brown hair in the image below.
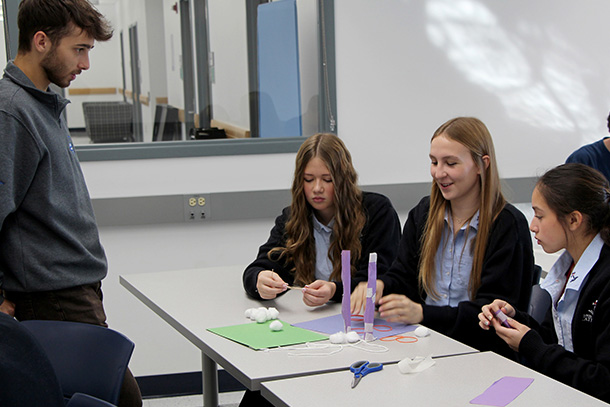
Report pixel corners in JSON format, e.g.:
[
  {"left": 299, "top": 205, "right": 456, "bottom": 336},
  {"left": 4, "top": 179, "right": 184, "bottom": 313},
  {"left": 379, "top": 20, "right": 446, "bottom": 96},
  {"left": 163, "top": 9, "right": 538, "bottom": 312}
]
[
  {"left": 269, "top": 133, "right": 366, "bottom": 285},
  {"left": 419, "top": 117, "right": 505, "bottom": 300}
]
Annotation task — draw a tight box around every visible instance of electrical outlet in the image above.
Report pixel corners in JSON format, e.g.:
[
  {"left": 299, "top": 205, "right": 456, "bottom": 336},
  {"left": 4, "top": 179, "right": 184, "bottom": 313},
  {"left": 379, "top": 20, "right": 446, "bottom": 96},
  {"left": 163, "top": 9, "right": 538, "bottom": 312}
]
[{"left": 183, "top": 194, "right": 210, "bottom": 221}]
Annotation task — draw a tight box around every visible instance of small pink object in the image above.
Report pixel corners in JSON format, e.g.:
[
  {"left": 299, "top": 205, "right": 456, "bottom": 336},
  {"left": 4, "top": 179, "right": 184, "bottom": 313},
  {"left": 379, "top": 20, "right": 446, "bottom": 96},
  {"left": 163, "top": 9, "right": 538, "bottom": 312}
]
[{"left": 494, "top": 309, "right": 512, "bottom": 328}]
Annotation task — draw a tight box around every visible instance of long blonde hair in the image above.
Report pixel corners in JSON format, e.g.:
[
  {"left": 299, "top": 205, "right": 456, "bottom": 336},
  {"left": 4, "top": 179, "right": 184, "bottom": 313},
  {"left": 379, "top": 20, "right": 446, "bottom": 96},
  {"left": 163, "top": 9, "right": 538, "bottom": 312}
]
[
  {"left": 419, "top": 117, "right": 505, "bottom": 300},
  {"left": 269, "top": 133, "right": 366, "bottom": 285}
]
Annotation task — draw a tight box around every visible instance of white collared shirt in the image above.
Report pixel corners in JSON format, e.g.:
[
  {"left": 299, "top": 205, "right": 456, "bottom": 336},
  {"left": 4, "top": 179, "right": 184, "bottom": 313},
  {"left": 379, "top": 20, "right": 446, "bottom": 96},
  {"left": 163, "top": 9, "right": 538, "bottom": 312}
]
[
  {"left": 541, "top": 233, "right": 604, "bottom": 351},
  {"left": 312, "top": 214, "right": 335, "bottom": 281},
  {"left": 426, "top": 210, "right": 479, "bottom": 307}
]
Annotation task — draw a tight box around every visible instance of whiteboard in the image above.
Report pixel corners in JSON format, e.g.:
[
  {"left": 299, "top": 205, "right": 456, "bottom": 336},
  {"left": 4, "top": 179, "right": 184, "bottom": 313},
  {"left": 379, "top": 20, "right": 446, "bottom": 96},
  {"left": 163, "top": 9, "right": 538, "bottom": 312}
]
[{"left": 335, "top": 0, "right": 610, "bottom": 186}]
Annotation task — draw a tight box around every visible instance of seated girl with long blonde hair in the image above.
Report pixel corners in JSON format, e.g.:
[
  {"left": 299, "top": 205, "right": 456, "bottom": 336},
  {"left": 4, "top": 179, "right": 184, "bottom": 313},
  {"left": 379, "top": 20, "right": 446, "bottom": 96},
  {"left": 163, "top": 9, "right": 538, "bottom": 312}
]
[{"left": 353, "top": 117, "right": 534, "bottom": 355}]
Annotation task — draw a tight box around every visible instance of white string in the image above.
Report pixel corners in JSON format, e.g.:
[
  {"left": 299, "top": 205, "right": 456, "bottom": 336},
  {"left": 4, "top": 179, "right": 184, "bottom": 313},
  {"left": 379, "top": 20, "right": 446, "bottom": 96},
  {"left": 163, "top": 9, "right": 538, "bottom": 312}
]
[{"left": 264, "top": 339, "right": 389, "bottom": 357}]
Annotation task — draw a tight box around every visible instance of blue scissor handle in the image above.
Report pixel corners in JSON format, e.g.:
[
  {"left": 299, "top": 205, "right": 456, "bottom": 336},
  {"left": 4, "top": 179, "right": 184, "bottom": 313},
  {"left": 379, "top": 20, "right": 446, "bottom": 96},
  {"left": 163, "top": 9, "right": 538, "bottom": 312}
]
[
  {"left": 350, "top": 360, "right": 383, "bottom": 378},
  {"left": 350, "top": 360, "right": 368, "bottom": 377},
  {"left": 361, "top": 362, "right": 383, "bottom": 377}
]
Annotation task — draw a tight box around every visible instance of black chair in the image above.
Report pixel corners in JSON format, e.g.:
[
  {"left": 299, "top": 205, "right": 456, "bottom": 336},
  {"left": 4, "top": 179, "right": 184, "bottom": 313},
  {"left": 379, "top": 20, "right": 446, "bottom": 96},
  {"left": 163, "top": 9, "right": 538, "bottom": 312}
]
[
  {"left": 0, "top": 312, "right": 64, "bottom": 406},
  {"left": 21, "top": 320, "right": 135, "bottom": 405},
  {"left": 83, "top": 101, "right": 134, "bottom": 143},
  {"left": 528, "top": 284, "right": 552, "bottom": 324},
  {"left": 0, "top": 313, "right": 117, "bottom": 407},
  {"left": 67, "top": 393, "right": 117, "bottom": 407}
]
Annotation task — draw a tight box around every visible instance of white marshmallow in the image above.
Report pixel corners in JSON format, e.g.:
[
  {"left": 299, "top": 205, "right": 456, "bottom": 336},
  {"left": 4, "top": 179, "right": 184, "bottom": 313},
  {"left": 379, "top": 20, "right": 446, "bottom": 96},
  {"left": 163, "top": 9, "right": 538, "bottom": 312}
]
[
  {"left": 245, "top": 308, "right": 254, "bottom": 319},
  {"left": 345, "top": 331, "right": 361, "bottom": 343},
  {"left": 267, "top": 307, "right": 280, "bottom": 320},
  {"left": 329, "top": 332, "right": 346, "bottom": 344},
  {"left": 269, "top": 320, "right": 283, "bottom": 331},
  {"left": 254, "top": 309, "right": 268, "bottom": 323},
  {"left": 414, "top": 326, "right": 430, "bottom": 337}
]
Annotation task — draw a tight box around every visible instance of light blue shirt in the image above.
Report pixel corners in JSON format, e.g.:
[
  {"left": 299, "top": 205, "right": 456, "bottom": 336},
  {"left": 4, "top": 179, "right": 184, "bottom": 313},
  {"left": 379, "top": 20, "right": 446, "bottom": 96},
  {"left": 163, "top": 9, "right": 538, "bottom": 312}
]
[
  {"left": 426, "top": 210, "right": 479, "bottom": 307},
  {"left": 312, "top": 215, "right": 334, "bottom": 281},
  {"left": 540, "top": 233, "right": 604, "bottom": 352}
]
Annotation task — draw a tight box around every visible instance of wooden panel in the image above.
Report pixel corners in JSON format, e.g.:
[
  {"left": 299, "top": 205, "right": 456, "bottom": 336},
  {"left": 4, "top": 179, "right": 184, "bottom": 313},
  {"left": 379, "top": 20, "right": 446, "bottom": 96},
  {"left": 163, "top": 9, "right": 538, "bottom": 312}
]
[{"left": 68, "top": 87, "right": 117, "bottom": 95}]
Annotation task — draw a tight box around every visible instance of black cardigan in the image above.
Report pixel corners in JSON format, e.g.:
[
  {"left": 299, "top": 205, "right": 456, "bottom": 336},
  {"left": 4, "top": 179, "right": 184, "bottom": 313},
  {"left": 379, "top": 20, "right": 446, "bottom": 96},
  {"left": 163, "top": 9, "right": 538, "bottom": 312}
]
[
  {"left": 517, "top": 243, "right": 610, "bottom": 403},
  {"left": 242, "top": 192, "right": 401, "bottom": 302},
  {"left": 378, "top": 196, "right": 534, "bottom": 355}
]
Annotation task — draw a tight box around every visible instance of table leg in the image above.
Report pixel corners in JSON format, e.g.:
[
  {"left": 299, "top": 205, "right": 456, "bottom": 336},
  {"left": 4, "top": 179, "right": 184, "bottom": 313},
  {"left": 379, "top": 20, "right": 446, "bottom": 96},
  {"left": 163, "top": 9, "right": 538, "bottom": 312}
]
[{"left": 202, "top": 352, "right": 219, "bottom": 407}]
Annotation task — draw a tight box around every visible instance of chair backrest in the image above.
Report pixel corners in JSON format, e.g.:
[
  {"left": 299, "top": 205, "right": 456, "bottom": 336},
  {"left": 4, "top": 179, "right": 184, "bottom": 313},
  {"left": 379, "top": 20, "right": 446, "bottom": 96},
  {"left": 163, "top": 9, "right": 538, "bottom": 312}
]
[
  {"left": 528, "top": 284, "right": 552, "bottom": 324},
  {"left": 0, "top": 313, "right": 64, "bottom": 407},
  {"left": 67, "top": 393, "right": 117, "bottom": 407},
  {"left": 83, "top": 101, "right": 134, "bottom": 143},
  {"left": 21, "top": 320, "right": 134, "bottom": 405}
]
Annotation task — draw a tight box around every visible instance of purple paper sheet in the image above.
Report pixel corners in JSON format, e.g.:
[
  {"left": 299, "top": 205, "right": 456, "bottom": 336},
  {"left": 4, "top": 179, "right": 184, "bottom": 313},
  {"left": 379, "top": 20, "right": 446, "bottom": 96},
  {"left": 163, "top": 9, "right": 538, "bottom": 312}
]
[
  {"left": 292, "top": 313, "right": 416, "bottom": 339},
  {"left": 470, "top": 376, "right": 534, "bottom": 406}
]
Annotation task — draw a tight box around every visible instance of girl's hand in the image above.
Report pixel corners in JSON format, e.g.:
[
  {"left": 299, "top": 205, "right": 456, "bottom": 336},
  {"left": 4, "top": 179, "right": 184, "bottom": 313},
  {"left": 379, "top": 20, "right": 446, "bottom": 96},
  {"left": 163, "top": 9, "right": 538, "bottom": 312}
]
[
  {"left": 302, "top": 280, "right": 336, "bottom": 307},
  {"left": 256, "top": 270, "right": 287, "bottom": 299},
  {"left": 478, "top": 299, "right": 515, "bottom": 330},
  {"left": 378, "top": 294, "right": 423, "bottom": 324},
  {"left": 490, "top": 316, "right": 530, "bottom": 352},
  {"left": 350, "top": 280, "right": 384, "bottom": 315}
]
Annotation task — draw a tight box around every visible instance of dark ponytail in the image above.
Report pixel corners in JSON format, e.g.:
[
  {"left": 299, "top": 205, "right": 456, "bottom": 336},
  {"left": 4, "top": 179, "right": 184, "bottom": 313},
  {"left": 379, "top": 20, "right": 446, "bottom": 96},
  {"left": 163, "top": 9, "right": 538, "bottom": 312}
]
[{"left": 536, "top": 163, "right": 610, "bottom": 245}]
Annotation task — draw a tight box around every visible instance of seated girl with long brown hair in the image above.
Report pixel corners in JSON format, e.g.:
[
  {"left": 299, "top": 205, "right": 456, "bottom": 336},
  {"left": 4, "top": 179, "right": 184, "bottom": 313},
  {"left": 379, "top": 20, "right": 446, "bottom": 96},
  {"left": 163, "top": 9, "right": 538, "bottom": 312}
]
[{"left": 243, "top": 133, "right": 401, "bottom": 307}]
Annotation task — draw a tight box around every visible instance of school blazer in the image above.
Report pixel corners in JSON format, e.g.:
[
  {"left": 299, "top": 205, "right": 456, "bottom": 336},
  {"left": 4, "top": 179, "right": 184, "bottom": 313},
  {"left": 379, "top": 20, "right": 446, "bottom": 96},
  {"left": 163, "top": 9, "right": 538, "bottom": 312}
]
[
  {"left": 378, "top": 196, "right": 535, "bottom": 356},
  {"left": 242, "top": 191, "right": 401, "bottom": 302},
  {"left": 518, "top": 243, "right": 610, "bottom": 403}
]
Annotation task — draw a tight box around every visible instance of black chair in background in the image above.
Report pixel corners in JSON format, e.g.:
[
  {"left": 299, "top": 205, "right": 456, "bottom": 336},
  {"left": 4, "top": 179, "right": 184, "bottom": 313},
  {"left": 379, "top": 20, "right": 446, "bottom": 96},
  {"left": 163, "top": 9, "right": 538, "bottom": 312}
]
[
  {"left": 527, "top": 265, "right": 551, "bottom": 324},
  {"left": 528, "top": 284, "right": 552, "bottom": 325},
  {"left": 152, "top": 104, "right": 182, "bottom": 141},
  {"left": 83, "top": 101, "right": 134, "bottom": 143}
]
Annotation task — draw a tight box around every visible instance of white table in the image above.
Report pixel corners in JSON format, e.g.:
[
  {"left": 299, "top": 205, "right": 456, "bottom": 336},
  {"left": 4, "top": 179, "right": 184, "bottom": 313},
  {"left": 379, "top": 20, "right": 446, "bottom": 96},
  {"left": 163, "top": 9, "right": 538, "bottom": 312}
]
[
  {"left": 120, "top": 267, "right": 477, "bottom": 407},
  {"left": 261, "top": 351, "right": 610, "bottom": 407}
]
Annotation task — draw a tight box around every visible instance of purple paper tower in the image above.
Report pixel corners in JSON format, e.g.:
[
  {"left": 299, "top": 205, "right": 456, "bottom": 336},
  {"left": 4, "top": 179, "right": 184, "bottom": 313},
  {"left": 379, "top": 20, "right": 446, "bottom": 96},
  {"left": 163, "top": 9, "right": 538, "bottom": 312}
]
[
  {"left": 364, "top": 253, "right": 377, "bottom": 341},
  {"left": 341, "top": 250, "right": 351, "bottom": 332}
]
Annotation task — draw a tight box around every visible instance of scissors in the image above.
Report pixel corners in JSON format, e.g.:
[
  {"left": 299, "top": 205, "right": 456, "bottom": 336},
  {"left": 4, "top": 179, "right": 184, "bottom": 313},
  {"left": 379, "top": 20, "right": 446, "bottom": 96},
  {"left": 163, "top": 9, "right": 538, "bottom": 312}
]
[{"left": 350, "top": 360, "right": 383, "bottom": 388}]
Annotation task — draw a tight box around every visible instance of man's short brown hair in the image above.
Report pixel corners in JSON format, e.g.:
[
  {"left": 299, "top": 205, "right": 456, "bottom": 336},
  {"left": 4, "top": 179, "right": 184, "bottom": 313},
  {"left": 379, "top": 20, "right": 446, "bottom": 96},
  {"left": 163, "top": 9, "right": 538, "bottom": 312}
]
[{"left": 18, "top": 0, "right": 113, "bottom": 52}]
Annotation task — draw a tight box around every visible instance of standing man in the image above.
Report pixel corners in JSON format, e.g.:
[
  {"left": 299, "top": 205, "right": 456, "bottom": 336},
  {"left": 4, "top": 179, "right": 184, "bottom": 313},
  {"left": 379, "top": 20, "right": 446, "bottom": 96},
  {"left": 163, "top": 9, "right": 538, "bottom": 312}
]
[{"left": 0, "top": 1, "right": 141, "bottom": 405}]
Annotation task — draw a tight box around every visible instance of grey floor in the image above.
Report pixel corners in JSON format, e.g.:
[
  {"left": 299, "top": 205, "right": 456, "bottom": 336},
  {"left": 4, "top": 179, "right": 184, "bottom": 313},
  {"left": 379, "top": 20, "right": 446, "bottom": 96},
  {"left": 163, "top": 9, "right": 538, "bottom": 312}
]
[{"left": 143, "top": 391, "right": 244, "bottom": 407}]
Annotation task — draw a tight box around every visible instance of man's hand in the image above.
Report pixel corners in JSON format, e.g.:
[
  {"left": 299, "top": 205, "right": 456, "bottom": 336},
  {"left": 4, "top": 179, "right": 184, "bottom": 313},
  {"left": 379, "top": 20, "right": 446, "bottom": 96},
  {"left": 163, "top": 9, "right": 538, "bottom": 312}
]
[{"left": 0, "top": 298, "right": 15, "bottom": 317}]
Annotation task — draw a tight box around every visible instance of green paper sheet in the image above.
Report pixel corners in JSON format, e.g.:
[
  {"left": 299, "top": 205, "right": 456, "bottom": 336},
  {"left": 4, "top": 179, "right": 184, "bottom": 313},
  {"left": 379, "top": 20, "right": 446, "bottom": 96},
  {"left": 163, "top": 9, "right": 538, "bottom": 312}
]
[{"left": 208, "top": 319, "right": 328, "bottom": 350}]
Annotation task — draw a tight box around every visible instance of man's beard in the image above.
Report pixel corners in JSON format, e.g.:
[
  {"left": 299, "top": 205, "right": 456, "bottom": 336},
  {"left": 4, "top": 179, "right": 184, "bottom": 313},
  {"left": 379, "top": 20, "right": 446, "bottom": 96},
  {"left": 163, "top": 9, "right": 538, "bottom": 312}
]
[{"left": 41, "top": 46, "right": 76, "bottom": 88}]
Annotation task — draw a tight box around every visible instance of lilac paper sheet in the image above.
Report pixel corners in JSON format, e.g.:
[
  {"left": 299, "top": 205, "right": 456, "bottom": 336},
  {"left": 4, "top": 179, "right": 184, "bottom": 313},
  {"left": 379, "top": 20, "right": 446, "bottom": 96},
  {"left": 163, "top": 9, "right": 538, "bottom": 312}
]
[
  {"left": 470, "top": 376, "right": 534, "bottom": 406},
  {"left": 292, "top": 313, "right": 416, "bottom": 339}
]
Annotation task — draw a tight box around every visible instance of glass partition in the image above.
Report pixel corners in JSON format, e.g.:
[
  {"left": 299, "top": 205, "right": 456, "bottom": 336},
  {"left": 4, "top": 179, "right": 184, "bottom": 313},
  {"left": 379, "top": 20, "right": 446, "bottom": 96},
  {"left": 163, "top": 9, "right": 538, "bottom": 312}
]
[{"left": 29, "top": 0, "right": 338, "bottom": 161}]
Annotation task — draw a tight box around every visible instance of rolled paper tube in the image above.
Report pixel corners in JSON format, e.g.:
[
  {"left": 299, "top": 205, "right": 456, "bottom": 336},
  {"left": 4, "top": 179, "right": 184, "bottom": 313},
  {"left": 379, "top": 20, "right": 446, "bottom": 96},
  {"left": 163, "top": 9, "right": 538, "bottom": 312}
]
[
  {"left": 342, "top": 250, "right": 351, "bottom": 332},
  {"left": 494, "top": 309, "right": 512, "bottom": 328},
  {"left": 364, "top": 253, "right": 377, "bottom": 341}
]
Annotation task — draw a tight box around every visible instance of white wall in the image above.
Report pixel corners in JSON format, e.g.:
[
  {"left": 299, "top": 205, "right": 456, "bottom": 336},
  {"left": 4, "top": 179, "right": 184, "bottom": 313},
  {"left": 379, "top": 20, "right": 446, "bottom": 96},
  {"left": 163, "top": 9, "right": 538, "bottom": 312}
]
[
  {"left": 162, "top": 0, "right": 184, "bottom": 110},
  {"left": 0, "top": 10, "right": 7, "bottom": 64},
  {"left": 208, "top": 0, "right": 249, "bottom": 129},
  {"left": 65, "top": 2, "right": 123, "bottom": 128},
  {"left": 81, "top": 0, "right": 610, "bottom": 377}
]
